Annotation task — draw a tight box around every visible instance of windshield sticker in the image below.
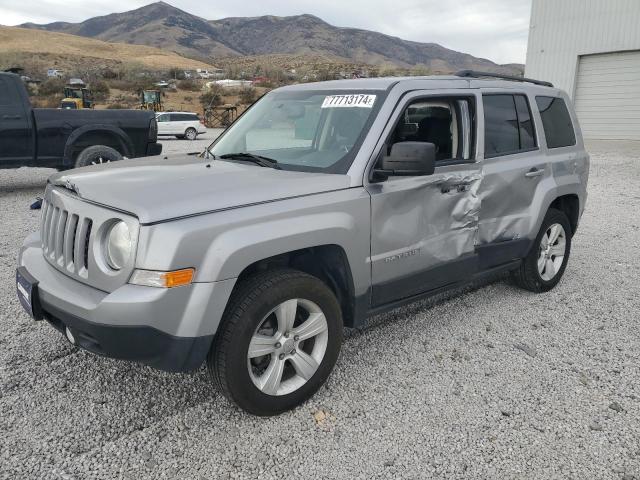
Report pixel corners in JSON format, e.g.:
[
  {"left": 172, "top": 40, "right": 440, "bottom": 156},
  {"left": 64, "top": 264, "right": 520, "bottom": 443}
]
[{"left": 321, "top": 94, "right": 376, "bottom": 108}]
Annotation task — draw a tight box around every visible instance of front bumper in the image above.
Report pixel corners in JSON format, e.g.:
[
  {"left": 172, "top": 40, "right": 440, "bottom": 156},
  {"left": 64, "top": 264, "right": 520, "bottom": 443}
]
[{"left": 18, "top": 233, "right": 235, "bottom": 372}]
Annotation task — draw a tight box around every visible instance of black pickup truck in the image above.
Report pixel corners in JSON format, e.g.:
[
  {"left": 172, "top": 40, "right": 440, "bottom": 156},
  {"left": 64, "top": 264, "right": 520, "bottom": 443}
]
[{"left": 0, "top": 72, "right": 162, "bottom": 169}]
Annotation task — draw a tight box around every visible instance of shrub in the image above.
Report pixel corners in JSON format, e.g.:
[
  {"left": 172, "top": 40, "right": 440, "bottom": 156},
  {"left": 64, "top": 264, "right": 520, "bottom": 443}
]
[
  {"left": 177, "top": 79, "right": 200, "bottom": 91},
  {"left": 39, "top": 78, "right": 65, "bottom": 97},
  {"left": 91, "top": 80, "right": 110, "bottom": 102},
  {"left": 32, "top": 95, "right": 63, "bottom": 108},
  {"left": 239, "top": 87, "right": 258, "bottom": 105}
]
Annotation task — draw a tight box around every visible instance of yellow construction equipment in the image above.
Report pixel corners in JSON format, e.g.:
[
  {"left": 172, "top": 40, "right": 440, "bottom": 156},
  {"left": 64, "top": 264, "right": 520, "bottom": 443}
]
[
  {"left": 139, "top": 90, "right": 163, "bottom": 112},
  {"left": 60, "top": 84, "right": 93, "bottom": 109}
]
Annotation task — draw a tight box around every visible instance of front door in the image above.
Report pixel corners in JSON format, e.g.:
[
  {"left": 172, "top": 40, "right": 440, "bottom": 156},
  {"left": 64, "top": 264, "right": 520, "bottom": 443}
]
[
  {"left": 156, "top": 114, "right": 171, "bottom": 135},
  {"left": 367, "top": 92, "right": 482, "bottom": 307},
  {"left": 0, "top": 76, "right": 32, "bottom": 166}
]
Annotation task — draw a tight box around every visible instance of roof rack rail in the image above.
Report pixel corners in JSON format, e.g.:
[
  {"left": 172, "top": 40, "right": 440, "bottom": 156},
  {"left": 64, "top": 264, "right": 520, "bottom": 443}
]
[{"left": 455, "top": 70, "right": 553, "bottom": 88}]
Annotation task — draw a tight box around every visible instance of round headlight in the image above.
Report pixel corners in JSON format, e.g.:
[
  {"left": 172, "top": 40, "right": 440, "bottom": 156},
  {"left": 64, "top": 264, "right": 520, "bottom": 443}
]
[{"left": 106, "top": 221, "right": 131, "bottom": 270}]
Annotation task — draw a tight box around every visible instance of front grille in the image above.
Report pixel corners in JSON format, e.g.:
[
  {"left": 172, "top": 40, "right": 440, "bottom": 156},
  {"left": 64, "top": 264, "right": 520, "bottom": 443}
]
[
  {"left": 40, "top": 185, "right": 139, "bottom": 293},
  {"left": 40, "top": 198, "right": 93, "bottom": 278}
]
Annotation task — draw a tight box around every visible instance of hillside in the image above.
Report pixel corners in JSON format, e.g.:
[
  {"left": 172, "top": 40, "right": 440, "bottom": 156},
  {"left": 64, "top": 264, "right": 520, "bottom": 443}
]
[
  {"left": 22, "top": 2, "right": 523, "bottom": 74},
  {"left": 0, "top": 26, "right": 217, "bottom": 71}
]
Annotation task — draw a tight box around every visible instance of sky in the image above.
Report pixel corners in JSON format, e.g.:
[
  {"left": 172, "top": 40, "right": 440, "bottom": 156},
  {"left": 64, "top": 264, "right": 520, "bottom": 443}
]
[{"left": 0, "top": 0, "right": 533, "bottom": 64}]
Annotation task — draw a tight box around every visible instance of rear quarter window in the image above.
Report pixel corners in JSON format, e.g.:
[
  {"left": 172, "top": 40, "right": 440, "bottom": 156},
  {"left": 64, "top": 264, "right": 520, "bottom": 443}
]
[{"left": 535, "top": 96, "right": 576, "bottom": 148}]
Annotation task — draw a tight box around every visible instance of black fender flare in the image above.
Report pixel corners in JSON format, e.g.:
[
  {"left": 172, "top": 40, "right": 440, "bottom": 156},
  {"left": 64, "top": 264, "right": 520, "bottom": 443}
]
[{"left": 63, "top": 124, "right": 134, "bottom": 167}]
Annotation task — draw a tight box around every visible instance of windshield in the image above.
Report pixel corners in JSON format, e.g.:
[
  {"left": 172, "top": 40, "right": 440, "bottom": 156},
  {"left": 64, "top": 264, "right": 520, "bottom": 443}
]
[{"left": 207, "top": 89, "right": 386, "bottom": 173}]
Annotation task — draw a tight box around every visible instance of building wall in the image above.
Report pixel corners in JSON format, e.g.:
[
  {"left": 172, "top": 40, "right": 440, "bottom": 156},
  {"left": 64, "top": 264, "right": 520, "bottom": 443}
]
[{"left": 525, "top": 0, "right": 640, "bottom": 98}]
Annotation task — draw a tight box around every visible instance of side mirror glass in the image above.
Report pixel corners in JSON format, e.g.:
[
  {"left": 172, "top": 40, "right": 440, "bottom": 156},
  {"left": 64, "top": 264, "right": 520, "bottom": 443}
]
[{"left": 378, "top": 141, "right": 436, "bottom": 177}]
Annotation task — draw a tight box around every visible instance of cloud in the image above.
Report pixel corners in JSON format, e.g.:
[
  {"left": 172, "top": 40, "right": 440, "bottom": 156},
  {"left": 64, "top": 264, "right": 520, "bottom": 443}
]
[{"left": 0, "top": 0, "right": 531, "bottom": 63}]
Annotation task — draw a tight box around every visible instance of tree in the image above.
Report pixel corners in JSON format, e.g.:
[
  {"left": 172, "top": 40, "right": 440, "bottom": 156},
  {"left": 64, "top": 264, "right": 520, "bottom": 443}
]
[
  {"left": 199, "top": 84, "right": 224, "bottom": 109},
  {"left": 168, "top": 67, "right": 186, "bottom": 80}
]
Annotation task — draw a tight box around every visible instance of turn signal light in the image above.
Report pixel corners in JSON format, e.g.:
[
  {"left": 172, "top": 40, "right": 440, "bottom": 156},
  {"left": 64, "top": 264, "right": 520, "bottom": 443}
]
[{"left": 129, "top": 268, "right": 195, "bottom": 288}]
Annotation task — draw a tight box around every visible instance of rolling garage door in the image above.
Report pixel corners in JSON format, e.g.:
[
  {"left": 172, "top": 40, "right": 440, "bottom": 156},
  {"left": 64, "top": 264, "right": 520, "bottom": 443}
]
[{"left": 574, "top": 50, "right": 640, "bottom": 140}]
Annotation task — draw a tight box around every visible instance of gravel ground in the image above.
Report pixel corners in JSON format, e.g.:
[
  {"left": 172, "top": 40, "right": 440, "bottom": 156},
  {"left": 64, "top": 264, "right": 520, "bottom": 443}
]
[
  {"left": 1, "top": 140, "right": 639, "bottom": 480},
  {"left": 156, "top": 130, "right": 223, "bottom": 156}
]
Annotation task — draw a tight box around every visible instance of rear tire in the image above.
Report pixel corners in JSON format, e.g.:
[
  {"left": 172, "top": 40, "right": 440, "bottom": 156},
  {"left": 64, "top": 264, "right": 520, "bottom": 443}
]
[
  {"left": 511, "top": 208, "right": 572, "bottom": 292},
  {"left": 185, "top": 127, "right": 197, "bottom": 140},
  {"left": 74, "top": 145, "right": 122, "bottom": 168},
  {"left": 208, "top": 269, "right": 343, "bottom": 416}
]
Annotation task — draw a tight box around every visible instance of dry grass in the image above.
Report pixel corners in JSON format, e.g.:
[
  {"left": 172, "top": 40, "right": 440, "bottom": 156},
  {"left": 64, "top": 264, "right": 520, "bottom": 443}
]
[{"left": 0, "top": 26, "right": 216, "bottom": 70}]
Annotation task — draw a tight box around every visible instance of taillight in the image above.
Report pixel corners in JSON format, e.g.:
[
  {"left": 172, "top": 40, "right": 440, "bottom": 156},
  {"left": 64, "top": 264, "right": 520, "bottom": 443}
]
[{"left": 149, "top": 118, "right": 158, "bottom": 141}]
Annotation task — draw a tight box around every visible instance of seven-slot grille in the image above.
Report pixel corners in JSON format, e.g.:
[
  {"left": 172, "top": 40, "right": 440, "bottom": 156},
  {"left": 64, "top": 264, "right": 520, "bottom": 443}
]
[{"left": 40, "top": 198, "right": 93, "bottom": 278}]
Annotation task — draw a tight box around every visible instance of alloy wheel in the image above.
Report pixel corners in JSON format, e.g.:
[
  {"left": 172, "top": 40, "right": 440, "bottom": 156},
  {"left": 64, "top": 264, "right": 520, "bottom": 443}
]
[
  {"left": 90, "top": 156, "right": 110, "bottom": 165},
  {"left": 247, "top": 298, "right": 328, "bottom": 396},
  {"left": 537, "top": 223, "right": 566, "bottom": 281}
]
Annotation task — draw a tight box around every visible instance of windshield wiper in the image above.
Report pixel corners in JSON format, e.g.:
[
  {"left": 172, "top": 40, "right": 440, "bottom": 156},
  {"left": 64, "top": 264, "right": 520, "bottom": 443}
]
[{"left": 218, "top": 152, "right": 280, "bottom": 169}]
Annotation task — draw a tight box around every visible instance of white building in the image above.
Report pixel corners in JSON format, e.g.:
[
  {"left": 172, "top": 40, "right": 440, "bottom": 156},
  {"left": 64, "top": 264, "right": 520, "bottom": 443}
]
[
  {"left": 206, "top": 79, "right": 253, "bottom": 89},
  {"left": 525, "top": 0, "right": 640, "bottom": 140}
]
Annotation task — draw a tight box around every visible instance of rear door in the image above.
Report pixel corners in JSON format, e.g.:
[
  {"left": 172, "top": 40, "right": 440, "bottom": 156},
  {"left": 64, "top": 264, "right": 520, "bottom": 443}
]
[
  {"left": 0, "top": 76, "right": 32, "bottom": 165},
  {"left": 170, "top": 113, "right": 189, "bottom": 135},
  {"left": 476, "top": 92, "right": 548, "bottom": 267}
]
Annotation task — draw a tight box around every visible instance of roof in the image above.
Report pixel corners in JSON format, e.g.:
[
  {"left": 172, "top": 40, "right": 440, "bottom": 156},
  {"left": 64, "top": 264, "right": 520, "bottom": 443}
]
[
  {"left": 278, "top": 74, "right": 557, "bottom": 93},
  {"left": 156, "top": 111, "right": 199, "bottom": 115}
]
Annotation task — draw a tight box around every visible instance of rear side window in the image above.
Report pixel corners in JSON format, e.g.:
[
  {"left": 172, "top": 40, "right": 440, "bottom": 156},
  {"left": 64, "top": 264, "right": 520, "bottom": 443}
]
[
  {"left": 0, "top": 77, "right": 16, "bottom": 106},
  {"left": 535, "top": 96, "right": 576, "bottom": 148},
  {"left": 171, "top": 113, "right": 198, "bottom": 122},
  {"left": 483, "top": 94, "right": 537, "bottom": 157}
]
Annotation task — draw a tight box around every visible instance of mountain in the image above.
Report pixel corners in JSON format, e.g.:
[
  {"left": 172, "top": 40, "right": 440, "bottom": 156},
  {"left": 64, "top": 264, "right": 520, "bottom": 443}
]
[
  {"left": 22, "top": 2, "right": 237, "bottom": 61},
  {"left": 0, "top": 25, "right": 217, "bottom": 71},
  {"left": 21, "top": 2, "right": 522, "bottom": 74}
]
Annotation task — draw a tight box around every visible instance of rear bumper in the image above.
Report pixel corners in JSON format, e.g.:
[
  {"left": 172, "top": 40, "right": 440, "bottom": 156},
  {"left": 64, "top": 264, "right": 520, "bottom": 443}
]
[{"left": 146, "top": 142, "right": 162, "bottom": 156}]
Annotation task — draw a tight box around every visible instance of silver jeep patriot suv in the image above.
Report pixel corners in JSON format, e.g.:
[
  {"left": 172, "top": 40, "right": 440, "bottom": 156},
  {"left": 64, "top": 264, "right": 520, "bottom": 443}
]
[{"left": 17, "top": 71, "right": 589, "bottom": 415}]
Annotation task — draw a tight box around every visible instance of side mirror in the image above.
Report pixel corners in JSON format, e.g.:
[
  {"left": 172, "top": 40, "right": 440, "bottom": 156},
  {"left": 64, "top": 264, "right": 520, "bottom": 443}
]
[{"left": 375, "top": 142, "right": 436, "bottom": 179}]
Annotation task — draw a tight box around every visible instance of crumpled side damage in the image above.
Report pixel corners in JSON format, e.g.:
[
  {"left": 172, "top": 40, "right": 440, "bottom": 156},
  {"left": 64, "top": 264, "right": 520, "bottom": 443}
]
[{"left": 370, "top": 170, "right": 483, "bottom": 284}]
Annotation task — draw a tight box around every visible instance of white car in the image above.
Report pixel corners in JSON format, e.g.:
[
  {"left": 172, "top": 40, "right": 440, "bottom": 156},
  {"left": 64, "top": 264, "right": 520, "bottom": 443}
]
[{"left": 156, "top": 112, "right": 207, "bottom": 140}]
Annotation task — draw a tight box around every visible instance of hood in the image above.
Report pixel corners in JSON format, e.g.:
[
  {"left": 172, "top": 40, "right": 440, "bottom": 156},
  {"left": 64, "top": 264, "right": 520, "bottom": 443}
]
[{"left": 49, "top": 155, "right": 352, "bottom": 224}]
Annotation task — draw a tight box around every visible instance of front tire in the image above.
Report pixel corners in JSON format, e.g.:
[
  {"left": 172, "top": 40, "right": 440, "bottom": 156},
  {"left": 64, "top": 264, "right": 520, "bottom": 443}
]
[
  {"left": 511, "top": 208, "right": 572, "bottom": 292},
  {"left": 75, "top": 145, "right": 122, "bottom": 168},
  {"left": 208, "top": 269, "right": 343, "bottom": 416}
]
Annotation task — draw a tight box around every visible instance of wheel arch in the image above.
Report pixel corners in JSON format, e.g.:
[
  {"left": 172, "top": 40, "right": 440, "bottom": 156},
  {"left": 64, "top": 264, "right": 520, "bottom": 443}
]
[
  {"left": 64, "top": 125, "right": 133, "bottom": 166},
  {"left": 549, "top": 194, "right": 580, "bottom": 236},
  {"left": 233, "top": 245, "right": 358, "bottom": 328}
]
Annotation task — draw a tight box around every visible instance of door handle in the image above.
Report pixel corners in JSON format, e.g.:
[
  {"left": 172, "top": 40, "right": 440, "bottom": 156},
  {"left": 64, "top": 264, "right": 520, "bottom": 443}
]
[
  {"left": 525, "top": 168, "right": 545, "bottom": 178},
  {"left": 2, "top": 115, "right": 21, "bottom": 120}
]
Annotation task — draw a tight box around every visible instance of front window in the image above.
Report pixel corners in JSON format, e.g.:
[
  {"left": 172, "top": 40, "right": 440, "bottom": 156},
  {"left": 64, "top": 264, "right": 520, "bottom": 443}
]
[
  {"left": 208, "top": 89, "right": 386, "bottom": 173},
  {"left": 386, "top": 97, "right": 475, "bottom": 163}
]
